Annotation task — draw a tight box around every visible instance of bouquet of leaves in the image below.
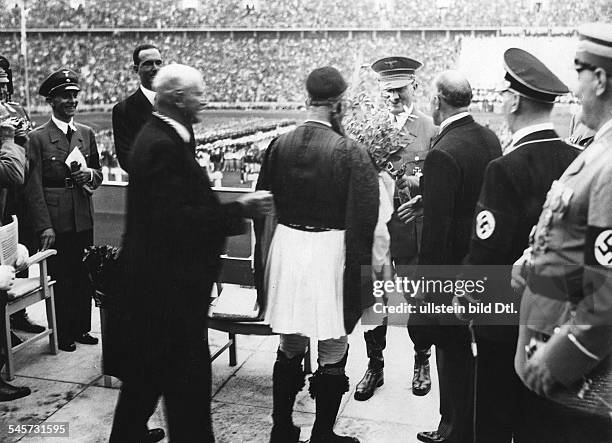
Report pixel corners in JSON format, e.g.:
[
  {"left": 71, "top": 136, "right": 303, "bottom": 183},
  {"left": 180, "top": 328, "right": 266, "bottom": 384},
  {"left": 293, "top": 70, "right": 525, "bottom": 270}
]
[{"left": 344, "top": 66, "right": 414, "bottom": 202}]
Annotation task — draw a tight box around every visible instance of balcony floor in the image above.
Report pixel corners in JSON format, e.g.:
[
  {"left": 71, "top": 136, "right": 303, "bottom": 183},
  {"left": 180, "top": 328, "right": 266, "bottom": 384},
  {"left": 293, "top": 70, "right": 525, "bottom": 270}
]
[{"left": 1, "top": 301, "right": 439, "bottom": 442}]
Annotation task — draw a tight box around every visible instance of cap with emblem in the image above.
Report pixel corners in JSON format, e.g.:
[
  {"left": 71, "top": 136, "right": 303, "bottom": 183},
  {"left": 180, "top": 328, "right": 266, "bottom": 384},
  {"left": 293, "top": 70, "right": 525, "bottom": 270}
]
[
  {"left": 501, "top": 48, "right": 568, "bottom": 103},
  {"left": 38, "top": 69, "right": 80, "bottom": 97},
  {"left": 371, "top": 56, "right": 422, "bottom": 90},
  {"left": 306, "top": 66, "right": 348, "bottom": 105},
  {"left": 575, "top": 22, "right": 612, "bottom": 73}
]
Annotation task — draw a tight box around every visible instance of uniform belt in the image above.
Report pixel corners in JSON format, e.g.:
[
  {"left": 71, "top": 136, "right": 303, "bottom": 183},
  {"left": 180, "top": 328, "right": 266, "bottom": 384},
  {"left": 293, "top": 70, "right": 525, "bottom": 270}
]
[
  {"left": 43, "top": 177, "right": 74, "bottom": 188},
  {"left": 282, "top": 223, "right": 338, "bottom": 232}
]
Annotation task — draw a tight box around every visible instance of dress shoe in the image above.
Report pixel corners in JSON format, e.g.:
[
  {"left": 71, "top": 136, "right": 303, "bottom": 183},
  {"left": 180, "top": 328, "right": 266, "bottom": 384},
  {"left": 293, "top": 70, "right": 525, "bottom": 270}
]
[
  {"left": 416, "top": 430, "right": 446, "bottom": 443},
  {"left": 11, "top": 331, "right": 23, "bottom": 347},
  {"left": 412, "top": 359, "right": 431, "bottom": 396},
  {"left": 0, "top": 378, "right": 31, "bottom": 401},
  {"left": 58, "top": 341, "right": 76, "bottom": 352},
  {"left": 353, "top": 367, "right": 383, "bottom": 401},
  {"left": 10, "top": 313, "right": 45, "bottom": 334},
  {"left": 145, "top": 428, "right": 165, "bottom": 442},
  {"left": 74, "top": 333, "right": 98, "bottom": 345}
]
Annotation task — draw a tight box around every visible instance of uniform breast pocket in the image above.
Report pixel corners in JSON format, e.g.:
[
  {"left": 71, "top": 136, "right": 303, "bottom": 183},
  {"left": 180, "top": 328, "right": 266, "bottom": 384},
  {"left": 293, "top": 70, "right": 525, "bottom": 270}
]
[{"left": 534, "top": 181, "right": 574, "bottom": 252}]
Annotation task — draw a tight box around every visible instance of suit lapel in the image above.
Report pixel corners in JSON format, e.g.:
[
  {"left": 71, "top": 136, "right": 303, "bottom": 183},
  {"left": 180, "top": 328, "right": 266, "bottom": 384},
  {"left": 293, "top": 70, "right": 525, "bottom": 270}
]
[
  {"left": 431, "top": 115, "right": 474, "bottom": 149},
  {"left": 133, "top": 88, "right": 153, "bottom": 114}
]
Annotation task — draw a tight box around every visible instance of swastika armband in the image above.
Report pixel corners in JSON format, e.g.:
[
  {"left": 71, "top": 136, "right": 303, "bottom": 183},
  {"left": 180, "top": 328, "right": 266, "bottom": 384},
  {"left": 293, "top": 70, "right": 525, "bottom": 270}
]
[{"left": 586, "top": 226, "right": 612, "bottom": 267}]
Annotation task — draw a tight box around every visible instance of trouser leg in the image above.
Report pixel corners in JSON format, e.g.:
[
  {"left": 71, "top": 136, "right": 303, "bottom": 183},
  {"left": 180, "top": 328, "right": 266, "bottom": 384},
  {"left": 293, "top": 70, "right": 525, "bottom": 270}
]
[{"left": 109, "top": 378, "right": 160, "bottom": 443}]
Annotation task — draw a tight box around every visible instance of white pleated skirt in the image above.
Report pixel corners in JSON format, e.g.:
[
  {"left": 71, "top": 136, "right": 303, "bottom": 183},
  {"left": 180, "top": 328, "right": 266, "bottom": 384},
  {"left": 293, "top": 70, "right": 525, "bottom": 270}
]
[{"left": 264, "top": 224, "right": 346, "bottom": 340}]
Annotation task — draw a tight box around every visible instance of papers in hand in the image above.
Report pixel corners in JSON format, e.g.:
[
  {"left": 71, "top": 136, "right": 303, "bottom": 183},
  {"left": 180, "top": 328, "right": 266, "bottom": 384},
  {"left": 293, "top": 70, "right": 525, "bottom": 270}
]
[
  {"left": 0, "top": 216, "right": 18, "bottom": 266},
  {"left": 65, "top": 147, "right": 87, "bottom": 169}
]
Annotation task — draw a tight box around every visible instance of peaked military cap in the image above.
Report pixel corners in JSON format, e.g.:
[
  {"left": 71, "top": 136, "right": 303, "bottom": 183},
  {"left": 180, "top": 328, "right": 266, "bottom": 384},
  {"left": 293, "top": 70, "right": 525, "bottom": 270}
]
[
  {"left": 306, "top": 66, "right": 348, "bottom": 104},
  {"left": 575, "top": 22, "right": 612, "bottom": 73},
  {"left": 371, "top": 56, "right": 422, "bottom": 90},
  {"left": 39, "top": 69, "right": 80, "bottom": 97},
  {"left": 501, "top": 48, "right": 568, "bottom": 103}
]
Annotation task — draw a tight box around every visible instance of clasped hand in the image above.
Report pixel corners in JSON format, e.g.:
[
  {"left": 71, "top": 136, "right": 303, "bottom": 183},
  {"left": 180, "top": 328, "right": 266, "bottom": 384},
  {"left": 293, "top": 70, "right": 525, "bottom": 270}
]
[
  {"left": 397, "top": 195, "right": 423, "bottom": 224},
  {"left": 71, "top": 168, "right": 93, "bottom": 186},
  {"left": 236, "top": 190, "right": 275, "bottom": 218}
]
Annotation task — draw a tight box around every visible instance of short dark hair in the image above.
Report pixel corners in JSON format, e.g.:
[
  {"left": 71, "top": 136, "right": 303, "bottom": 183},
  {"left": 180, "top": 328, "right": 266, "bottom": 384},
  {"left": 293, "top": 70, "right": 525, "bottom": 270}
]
[
  {"left": 133, "top": 44, "right": 159, "bottom": 66},
  {"left": 437, "top": 80, "right": 472, "bottom": 108}
]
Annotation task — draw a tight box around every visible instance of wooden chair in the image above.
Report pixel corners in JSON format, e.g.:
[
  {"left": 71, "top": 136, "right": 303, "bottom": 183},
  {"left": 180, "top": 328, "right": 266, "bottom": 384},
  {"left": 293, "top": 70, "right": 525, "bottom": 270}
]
[
  {"left": 2, "top": 249, "right": 58, "bottom": 381},
  {"left": 208, "top": 187, "right": 312, "bottom": 373}
]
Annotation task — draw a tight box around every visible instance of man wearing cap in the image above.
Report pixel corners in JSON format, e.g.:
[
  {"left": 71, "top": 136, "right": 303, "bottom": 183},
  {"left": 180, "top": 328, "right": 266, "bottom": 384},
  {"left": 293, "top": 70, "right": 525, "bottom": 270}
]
[
  {"left": 414, "top": 70, "right": 501, "bottom": 443},
  {"left": 25, "top": 69, "right": 102, "bottom": 352},
  {"left": 354, "top": 56, "right": 438, "bottom": 402},
  {"left": 112, "top": 44, "right": 162, "bottom": 174},
  {"left": 462, "top": 48, "right": 579, "bottom": 442},
  {"left": 512, "top": 23, "right": 612, "bottom": 442},
  {"left": 0, "top": 55, "right": 47, "bottom": 337},
  {"left": 256, "top": 66, "right": 378, "bottom": 443}
]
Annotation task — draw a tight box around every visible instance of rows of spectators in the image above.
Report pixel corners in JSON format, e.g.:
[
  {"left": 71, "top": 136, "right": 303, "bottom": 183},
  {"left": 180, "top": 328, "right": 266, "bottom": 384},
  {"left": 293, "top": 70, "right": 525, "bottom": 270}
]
[
  {"left": 1, "top": 0, "right": 609, "bottom": 28},
  {"left": 1, "top": 33, "right": 459, "bottom": 106}
]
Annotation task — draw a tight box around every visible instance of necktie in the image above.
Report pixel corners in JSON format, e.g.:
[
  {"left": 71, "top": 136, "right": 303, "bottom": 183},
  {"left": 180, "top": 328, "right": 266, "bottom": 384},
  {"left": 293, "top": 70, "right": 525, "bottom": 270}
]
[{"left": 66, "top": 126, "right": 74, "bottom": 144}]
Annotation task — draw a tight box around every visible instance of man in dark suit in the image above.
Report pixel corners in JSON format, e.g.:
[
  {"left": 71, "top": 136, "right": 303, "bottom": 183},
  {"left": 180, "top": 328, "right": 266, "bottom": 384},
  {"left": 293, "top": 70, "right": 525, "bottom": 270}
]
[
  {"left": 112, "top": 44, "right": 162, "bottom": 174},
  {"left": 463, "top": 48, "right": 580, "bottom": 443},
  {"left": 25, "top": 70, "right": 102, "bottom": 353},
  {"left": 405, "top": 70, "right": 501, "bottom": 443},
  {"left": 109, "top": 64, "right": 273, "bottom": 442}
]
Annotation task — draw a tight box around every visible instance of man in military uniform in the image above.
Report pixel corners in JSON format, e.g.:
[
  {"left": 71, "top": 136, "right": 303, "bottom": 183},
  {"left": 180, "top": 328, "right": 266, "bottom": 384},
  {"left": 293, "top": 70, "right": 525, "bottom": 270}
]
[
  {"left": 0, "top": 55, "right": 47, "bottom": 337},
  {"left": 513, "top": 23, "right": 612, "bottom": 442},
  {"left": 462, "top": 48, "right": 579, "bottom": 442},
  {"left": 355, "top": 56, "right": 438, "bottom": 401},
  {"left": 25, "top": 70, "right": 102, "bottom": 352}
]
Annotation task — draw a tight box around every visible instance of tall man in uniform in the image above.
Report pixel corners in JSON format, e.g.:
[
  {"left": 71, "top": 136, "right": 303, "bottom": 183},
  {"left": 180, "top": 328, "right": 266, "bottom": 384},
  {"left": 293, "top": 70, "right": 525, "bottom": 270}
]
[
  {"left": 355, "top": 56, "right": 438, "bottom": 401},
  {"left": 0, "top": 55, "right": 46, "bottom": 336},
  {"left": 25, "top": 70, "right": 102, "bottom": 352},
  {"left": 462, "top": 48, "right": 579, "bottom": 442},
  {"left": 112, "top": 44, "right": 162, "bottom": 174},
  {"left": 414, "top": 71, "right": 501, "bottom": 443},
  {"left": 513, "top": 22, "right": 612, "bottom": 443}
]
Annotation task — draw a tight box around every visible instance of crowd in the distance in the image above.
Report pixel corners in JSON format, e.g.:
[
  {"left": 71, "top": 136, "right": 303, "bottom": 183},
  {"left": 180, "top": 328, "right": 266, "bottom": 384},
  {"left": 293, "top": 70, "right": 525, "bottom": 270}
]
[
  {"left": 0, "top": 0, "right": 609, "bottom": 28},
  {"left": 1, "top": 33, "right": 460, "bottom": 106}
]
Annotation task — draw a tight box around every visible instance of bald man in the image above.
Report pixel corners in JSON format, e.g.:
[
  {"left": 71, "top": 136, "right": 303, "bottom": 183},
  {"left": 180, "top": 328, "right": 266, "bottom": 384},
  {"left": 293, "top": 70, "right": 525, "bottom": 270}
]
[
  {"left": 109, "top": 64, "right": 274, "bottom": 442},
  {"left": 405, "top": 71, "right": 501, "bottom": 443}
]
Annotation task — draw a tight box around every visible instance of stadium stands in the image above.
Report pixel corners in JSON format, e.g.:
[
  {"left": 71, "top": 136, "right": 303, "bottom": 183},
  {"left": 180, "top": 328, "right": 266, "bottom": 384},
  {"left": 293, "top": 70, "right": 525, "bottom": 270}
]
[{"left": 1, "top": 0, "right": 609, "bottom": 29}]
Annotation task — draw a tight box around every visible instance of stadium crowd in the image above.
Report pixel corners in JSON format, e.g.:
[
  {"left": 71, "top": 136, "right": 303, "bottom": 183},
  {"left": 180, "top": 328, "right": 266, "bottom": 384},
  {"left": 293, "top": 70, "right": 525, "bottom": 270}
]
[
  {"left": 0, "top": 0, "right": 609, "bottom": 28},
  {"left": 2, "top": 33, "right": 459, "bottom": 106}
]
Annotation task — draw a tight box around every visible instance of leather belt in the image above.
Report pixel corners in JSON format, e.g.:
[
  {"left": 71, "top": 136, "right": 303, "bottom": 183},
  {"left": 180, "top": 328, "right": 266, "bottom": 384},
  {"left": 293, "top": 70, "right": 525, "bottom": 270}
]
[{"left": 43, "top": 177, "right": 74, "bottom": 188}]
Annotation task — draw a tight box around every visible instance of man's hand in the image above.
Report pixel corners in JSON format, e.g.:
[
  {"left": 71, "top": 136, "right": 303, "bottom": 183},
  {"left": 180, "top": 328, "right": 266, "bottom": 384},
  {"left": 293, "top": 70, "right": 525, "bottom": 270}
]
[
  {"left": 40, "top": 228, "right": 56, "bottom": 250},
  {"left": 14, "top": 244, "right": 29, "bottom": 272},
  {"left": 523, "top": 347, "right": 559, "bottom": 397},
  {"left": 396, "top": 174, "right": 420, "bottom": 192},
  {"left": 511, "top": 253, "right": 528, "bottom": 294},
  {"left": 0, "top": 265, "right": 15, "bottom": 290},
  {"left": 0, "top": 118, "right": 17, "bottom": 142},
  {"left": 397, "top": 195, "right": 423, "bottom": 224},
  {"left": 71, "top": 168, "right": 93, "bottom": 186},
  {"left": 236, "top": 190, "right": 274, "bottom": 218}
]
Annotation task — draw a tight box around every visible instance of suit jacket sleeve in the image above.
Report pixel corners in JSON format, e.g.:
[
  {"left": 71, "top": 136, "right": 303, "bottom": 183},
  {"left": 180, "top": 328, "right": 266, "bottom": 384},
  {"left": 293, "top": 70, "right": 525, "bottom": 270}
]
[
  {"left": 86, "top": 127, "right": 103, "bottom": 189},
  {"left": 24, "top": 132, "right": 52, "bottom": 234},
  {"left": 0, "top": 139, "right": 25, "bottom": 186},
  {"left": 418, "top": 148, "right": 460, "bottom": 266},
  {"left": 112, "top": 103, "right": 131, "bottom": 173}
]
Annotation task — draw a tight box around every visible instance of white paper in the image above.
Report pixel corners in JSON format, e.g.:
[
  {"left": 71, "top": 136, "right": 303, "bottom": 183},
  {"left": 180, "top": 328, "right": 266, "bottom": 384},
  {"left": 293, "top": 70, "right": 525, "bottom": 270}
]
[
  {"left": 65, "top": 147, "right": 87, "bottom": 170},
  {"left": 0, "top": 215, "right": 18, "bottom": 266}
]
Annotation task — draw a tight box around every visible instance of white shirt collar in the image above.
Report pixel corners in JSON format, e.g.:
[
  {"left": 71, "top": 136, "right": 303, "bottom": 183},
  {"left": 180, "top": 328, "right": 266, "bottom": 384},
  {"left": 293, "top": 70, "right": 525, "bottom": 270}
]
[
  {"left": 506, "top": 122, "right": 555, "bottom": 155},
  {"left": 391, "top": 103, "right": 415, "bottom": 130},
  {"left": 304, "top": 119, "right": 332, "bottom": 128},
  {"left": 51, "top": 115, "right": 77, "bottom": 135},
  {"left": 594, "top": 118, "right": 612, "bottom": 142},
  {"left": 140, "top": 85, "right": 156, "bottom": 105},
  {"left": 153, "top": 112, "right": 191, "bottom": 143},
  {"left": 439, "top": 111, "right": 470, "bottom": 133}
]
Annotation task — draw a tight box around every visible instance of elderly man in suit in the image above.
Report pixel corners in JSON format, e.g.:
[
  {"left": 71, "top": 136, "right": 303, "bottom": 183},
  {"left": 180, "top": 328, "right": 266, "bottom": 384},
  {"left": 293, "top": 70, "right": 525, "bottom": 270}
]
[
  {"left": 355, "top": 56, "right": 438, "bottom": 402},
  {"left": 25, "top": 70, "right": 102, "bottom": 353},
  {"left": 112, "top": 44, "right": 162, "bottom": 174},
  {"left": 409, "top": 71, "right": 501, "bottom": 443},
  {"left": 109, "top": 64, "right": 273, "bottom": 442}
]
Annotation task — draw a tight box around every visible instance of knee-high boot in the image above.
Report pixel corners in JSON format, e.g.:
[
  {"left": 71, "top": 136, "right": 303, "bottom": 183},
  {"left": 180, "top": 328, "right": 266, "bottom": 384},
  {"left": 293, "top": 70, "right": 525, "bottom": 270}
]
[
  {"left": 308, "top": 349, "right": 359, "bottom": 443},
  {"left": 270, "top": 349, "right": 305, "bottom": 443}
]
